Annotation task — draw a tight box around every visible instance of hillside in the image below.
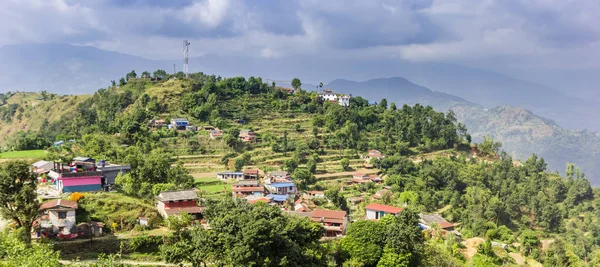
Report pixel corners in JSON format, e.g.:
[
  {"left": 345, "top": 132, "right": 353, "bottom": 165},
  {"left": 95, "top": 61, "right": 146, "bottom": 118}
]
[
  {"left": 327, "top": 77, "right": 600, "bottom": 184},
  {"left": 1, "top": 43, "right": 598, "bottom": 131}
]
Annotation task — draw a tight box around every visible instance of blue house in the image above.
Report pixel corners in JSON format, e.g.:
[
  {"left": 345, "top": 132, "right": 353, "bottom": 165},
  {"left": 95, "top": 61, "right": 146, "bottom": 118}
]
[
  {"left": 266, "top": 194, "right": 291, "bottom": 204},
  {"left": 170, "top": 118, "right": 189, "bottom": 130},
  {"left": 265, "top": 182, "right": 297, "bottom": 195}
]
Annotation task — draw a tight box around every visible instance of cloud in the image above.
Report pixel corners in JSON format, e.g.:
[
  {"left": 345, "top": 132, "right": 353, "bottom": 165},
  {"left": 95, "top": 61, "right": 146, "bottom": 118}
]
[{"left": 0, "top": 0, "right": 599, "bottom": 69}]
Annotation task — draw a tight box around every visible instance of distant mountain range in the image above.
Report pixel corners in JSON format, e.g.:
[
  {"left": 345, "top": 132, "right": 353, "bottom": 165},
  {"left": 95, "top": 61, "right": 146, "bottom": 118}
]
[{"left": 326, "top": 77, "right": 600, "bottom": 184}]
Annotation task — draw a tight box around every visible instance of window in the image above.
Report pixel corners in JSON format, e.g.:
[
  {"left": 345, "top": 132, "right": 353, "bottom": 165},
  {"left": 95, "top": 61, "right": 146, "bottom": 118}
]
[{"left": 58, "top": 212, "right": 67, "bottom": 219}]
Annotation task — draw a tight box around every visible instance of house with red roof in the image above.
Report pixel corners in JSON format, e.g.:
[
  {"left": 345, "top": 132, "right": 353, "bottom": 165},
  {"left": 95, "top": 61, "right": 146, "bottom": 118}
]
[
  {"left": 365, "top": 203, "right": 403, "bottom": 220},
  {"left": 156, "top": 190, "right": 204, "bottom": 219},
  {"left": 243, "top": 169, "right": 260, "bottom": 180},
  {"left": 232, "top": 180, "right": 265, "bottom": 197},
  {"left": 419, "top": 214, "right": 455, "bottom": 231},
  {"left": 311, "top": 209, "right": 348, "bottom": 237}
]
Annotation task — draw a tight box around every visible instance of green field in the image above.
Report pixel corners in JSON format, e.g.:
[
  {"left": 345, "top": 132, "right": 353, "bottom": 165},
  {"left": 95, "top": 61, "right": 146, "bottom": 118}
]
[
  {"left": 197, "top": 183, "right": 231, "bottom": 193},
  {"left": 0, "top": 149, "right": 46, "bottom": 159}
]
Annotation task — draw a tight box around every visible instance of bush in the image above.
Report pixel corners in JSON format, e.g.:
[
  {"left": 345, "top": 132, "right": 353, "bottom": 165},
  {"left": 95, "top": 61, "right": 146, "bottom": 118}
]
[
  {"left": 128, "top": 235, "right": 164, "bottom": 253},
  {"left": 69, "top": 192, "right": 84, "bottom": 202}
]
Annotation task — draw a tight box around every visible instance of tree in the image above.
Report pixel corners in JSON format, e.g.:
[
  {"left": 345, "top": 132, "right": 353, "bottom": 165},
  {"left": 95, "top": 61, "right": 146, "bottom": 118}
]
[
  {"left": 378, "top": 98, "right": 388, "bottom": 109},
  {"left": 126, "top": 70, "right": 137, "bottom": 81},
  {"left": 0, "top": 160, "right": 39, "bottom": 243},
  {"left": 111, "top": 80, "right": 116, "bottom": 87},
  {"left": 292, "top": 78, "right": 302, "bottom": 90},
  {"left": 284, "top": 158, "right": 298, "bottom": 173},
  {"left": 141, "top": 71, "right": 151, "bottom": 79},
  {"left": 292, "top": 168, "right": 314, "bottom": 190},
  {"left": 153, "top": 69, "right": 167, "bottom": 79},
  {"left": 161, "top": 199, "right": 324, "bottom": 266},
  {"left": 319, "top": 82, "right": 323, "bottom": 89},
  {"left": 307, "top": 158, "right": 317, "bottom": 174},
  {"left": 119, "top": 77, "right": 126, "bottom": 86},
  {"left": 478, "top": 135, "right": 501, "bottom": 156},
  {"left": 325, "top": 187, "right": 348, "bottom": 211},
  {"left": 520, "top": 230, "right": 540, "bottom": 256},
  {"left": 0, "top": 230, "right": 60, "bottom": 266},
  {"left": 234, "top": 158, "right": 245, "bottom": 172},
  {"left": 340, "top": 158, "right": 350, "bottom": 171},
  {"left": 40, "top": 90, "right": 48, "bottom": 101}
]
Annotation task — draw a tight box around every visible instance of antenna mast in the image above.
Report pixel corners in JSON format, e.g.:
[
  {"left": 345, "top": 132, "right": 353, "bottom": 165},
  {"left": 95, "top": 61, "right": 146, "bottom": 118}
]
[{"left": 183, "top": 40, "right": 190, "bottom": 79}]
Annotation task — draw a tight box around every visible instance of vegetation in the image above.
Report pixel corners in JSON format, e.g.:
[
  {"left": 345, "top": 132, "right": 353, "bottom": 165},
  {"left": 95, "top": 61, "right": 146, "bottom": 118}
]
[
  {"left": 1, "top": 70, "right": 600, "bottom": 266},
  {"left": 0, "top": 161, "right": 38, "bottom": 243}
]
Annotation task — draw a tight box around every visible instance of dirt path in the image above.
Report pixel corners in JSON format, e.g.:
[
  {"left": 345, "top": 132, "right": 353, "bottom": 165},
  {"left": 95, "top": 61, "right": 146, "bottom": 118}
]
[
  {"left": 315, "top": 169, "right": 379, "bottom": 179},
  {"left": 509, "top": 252, "right": 526, "bottom": 266},
  {"left": 191, "top": 172, "right": 219, "bottom": 179},
  {"left": 460, "top": 237, "right": 484, "bottom": 259}
]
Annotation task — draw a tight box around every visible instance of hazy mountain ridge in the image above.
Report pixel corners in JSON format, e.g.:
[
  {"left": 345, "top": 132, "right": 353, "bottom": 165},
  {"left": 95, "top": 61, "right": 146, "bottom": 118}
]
[{"left": 327, "top": 77, "right": 600, "bottom": 183}]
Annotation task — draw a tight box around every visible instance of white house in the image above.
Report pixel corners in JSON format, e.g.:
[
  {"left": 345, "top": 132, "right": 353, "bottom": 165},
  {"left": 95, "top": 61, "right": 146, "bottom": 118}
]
[
  {"left": 365, "top": 203, "right": 403, "bottom": 220},
  {"left": 264, "top": 182, "right": 297, "bottom": 195},
  {"left": 38, "top": 199, "right": 78, "bottom": 235},
  {"left": 217, "top": 171, "right": 244, "bottom": 180},
  {"left": 318, "top": 89, "right": 351, "bottom": 107}
]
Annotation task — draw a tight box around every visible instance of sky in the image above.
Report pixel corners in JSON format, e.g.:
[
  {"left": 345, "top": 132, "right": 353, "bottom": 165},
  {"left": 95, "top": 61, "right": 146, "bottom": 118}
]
[{"left": 1, "top": 0, "right": 599, "bottom": 93}]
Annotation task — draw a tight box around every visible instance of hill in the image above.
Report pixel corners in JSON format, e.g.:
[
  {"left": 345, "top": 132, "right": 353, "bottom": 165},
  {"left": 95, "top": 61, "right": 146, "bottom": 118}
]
[
  {"left": 327, "top": 77, "right": 600, "bottom": 184},
  {"left": 1, "top": 43, "right": 598, "bottom": 131}
]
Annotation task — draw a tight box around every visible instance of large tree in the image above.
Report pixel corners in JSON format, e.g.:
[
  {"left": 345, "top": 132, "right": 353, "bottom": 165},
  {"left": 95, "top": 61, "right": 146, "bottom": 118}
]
[
  {"left": 291, "top": 78, "right": 302, "bottom": 90},
  {"left": 0, "top": 160, "right": 39, "bottom": 243},
  {"left": 161, "top": 199, "right": 324, "bottom": 266}
]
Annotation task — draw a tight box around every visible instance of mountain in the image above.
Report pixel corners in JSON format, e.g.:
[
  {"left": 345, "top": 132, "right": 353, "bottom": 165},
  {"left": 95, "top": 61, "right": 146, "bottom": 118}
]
[
  {"left": 327, "top": 77, "right": 600, "bottom": 184},
  {"left": 326, "top": 77, "right": 473, "bottom": 111},
  {"left": 0, "top": 44, "right": 172, "bottom": 94}
]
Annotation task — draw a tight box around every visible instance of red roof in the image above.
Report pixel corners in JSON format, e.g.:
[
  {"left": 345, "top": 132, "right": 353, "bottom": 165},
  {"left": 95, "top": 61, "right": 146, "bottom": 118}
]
[
  {"left": 312, "top": 209, "right": 347, "bottom": 224},
  {"left": 244, "top": 169, "right": 260, "bottom": 175},
  {"left": 164, "top": 206, "right": 204, "bottom": 215},
  {"left": 438, "top": 221, "right": 455, "bottom": 229},
  {"left": 39, "top": 199, "right": 78, "bottom": 210},
  {"left": 249, "top": 198, "right": 270, "bottom": 204},
  {"left": 365, "top": 203, "right": 403, "bottom": 214}
]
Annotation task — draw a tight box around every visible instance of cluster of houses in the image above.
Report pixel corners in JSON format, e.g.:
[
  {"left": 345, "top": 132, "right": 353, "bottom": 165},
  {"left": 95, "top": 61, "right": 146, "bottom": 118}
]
[
  {"left": 319, "top": 89, "right": 351, "bottom": 107},
  {"left": 33, "top": 157, "right": 131, "bottom": 193},
  {"left": 149, "top": 118, "right": 198, "bottom": 131}
]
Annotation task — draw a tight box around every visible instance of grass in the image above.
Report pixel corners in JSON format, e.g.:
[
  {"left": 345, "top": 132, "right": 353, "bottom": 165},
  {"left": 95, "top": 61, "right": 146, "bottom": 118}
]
[
  {"left": 77, "top": 192, "right": 162, "bottom": 231},
  {"left": 0, "top": 149, "right": 46, "bottom": 159},
  {"left": 197, "top": 183, "right": 231, "bottom": 193}
]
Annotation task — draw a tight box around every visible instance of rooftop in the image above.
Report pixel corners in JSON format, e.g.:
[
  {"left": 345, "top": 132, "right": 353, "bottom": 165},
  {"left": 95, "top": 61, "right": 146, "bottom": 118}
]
[
  {"left": 365, "top": 203, "right": 403, "bottom": 214},
  {"left": 234, "top": 180, "right": 260, "bottom": 186},
  {"left": 244, "top": 169, "right": 260, "bottom": 175},
  {"left": 172, "top": 118, "right": 189, "bottom": 122},
  {"left": 312, "top": 209, "right": 347, "bottom": 224},
  {"left": 266, "top": 194, "right": 289, "bottom": 202},
  {"left": 419, "top": 214, "right": 454, "bottom": 229},
  {"left": 73, "top": 156, "right": 93, "bottom": 162},
  {"left": 39, "top": 199, "right": 78, "bottom": 211},
  {"left": 158, "top": 189, "right": 198, "bottom": 202},
  {"left": 164, "top": 206, "right": 204, "bottom": 215},
  {"left": 269, "top": 171, "right": 289, "bottom": 176},
  {"left": 270, "top": 182, "right": 295, "bottom": 188}
]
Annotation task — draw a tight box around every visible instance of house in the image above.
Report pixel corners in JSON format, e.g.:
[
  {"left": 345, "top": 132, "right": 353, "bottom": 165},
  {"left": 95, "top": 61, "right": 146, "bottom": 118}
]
[
  {"left": 239, "top": 129, "right": 256, "bottom": 142},
  {"left": 149, "top": 119, "right": 165, "bottom": 128},
  {"left": 232, "top": 180, "right": 264, "bottom": 197},
  {"left": 32, "top": 160, "right": 54, "bottom": 174},
  {"left": 266, "top": 194, "right": 291, "bottom": 205},
  {"left": 365, "top": 203, "right": 403, "bottom": 220},
  {"left": 53, "top": 140, "right": 65, "bottom": 148},
  {"left": 156, "top": 190, "right": 203, "bottom": 219},
  {"left": 276, "top": 87, "right": 295, "bottom": 94},
  {"left": 351, "top": 173, "right": 382, "bottom": 184},
  {"left": 210, "top": 129, "right": 223, "bottom": 139},
  {"left": 243, "top": 169, "right": 260, "bottom": 180},
  {"left": 48, "top": 159, "right": 103, "bottom": 193},
  {"left": 186, "top": 125, "right": 198, "bottom": 132},
  {"left": 96, "top": 160, "right": 131, "bottom": 187},
  {"left": 170, "top": 118, "right": 189, "bottom": 130},
  {"left": 419, "top": 214, "right": 455, "bottom": 231},
  {"left": 216, "top": 171, "right": 244, "bottom": 180},
  {"left": 367, "top": 150, "right": 384, "bottom": 160},
  {"left": 311, "top": 209, "right": 348, "bottom": 237},
  {"left": 373, "top": 189, "right": 391, "bottom": 200},
  {"left": 306, "top": 190, "right": 325, "bottom": 198},
  {"left": 264, "top": 182, "right": 297, "bottom": 195},
  {"left": 318, "top": 89, "right": 352, "bottom": 107},
  {"left": 266, "top": 171, "right": 291, "bottom": 183},
  {"left": 37, "top": 199, "right": 78, "bottom": 237},
  {"left": 347, "top": 196, "right": 364, "bottom": 205}
]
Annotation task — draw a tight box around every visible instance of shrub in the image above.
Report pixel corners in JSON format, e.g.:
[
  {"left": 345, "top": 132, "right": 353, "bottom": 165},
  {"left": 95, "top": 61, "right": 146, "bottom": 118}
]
[{"left": 69, "top": 192, "right": 84, "bottom": 202}]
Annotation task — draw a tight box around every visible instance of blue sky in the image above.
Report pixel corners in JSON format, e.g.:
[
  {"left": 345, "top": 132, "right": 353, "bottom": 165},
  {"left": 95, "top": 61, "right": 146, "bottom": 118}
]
[{"left": 1, "top": 0, "right": 599, "bottom": 91}]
